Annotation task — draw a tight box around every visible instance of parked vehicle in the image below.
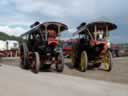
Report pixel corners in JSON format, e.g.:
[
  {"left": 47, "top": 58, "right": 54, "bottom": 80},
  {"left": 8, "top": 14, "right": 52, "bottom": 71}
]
[
  {"left": 63, "top": 40, "right": 72, "bottom": 58},
  {"left": 0, "top": 40, "right": 19, "bottom": 57},
  {"left": 111, "top": 44, "right": 120, "bottom": 57},
  {"left": 111, "top": 43, "right": 128, "bottom": 57},
  {"left": 20, "top": 21, "right": 68, "bottom": 73},
  {"left": 71, "top": 21, "right": 117, "bottom": 72},
  {"left": 0, "top": 51, "right": 6, "bottom": 57}
]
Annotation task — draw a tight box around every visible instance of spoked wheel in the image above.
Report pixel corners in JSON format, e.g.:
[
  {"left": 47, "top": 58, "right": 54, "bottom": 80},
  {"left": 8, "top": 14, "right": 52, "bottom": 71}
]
[
  {"left": 31, "top": 52, "right": 40, "bottom": 73},
  {"left": 71, "top": 45, "right": 79, "bottom": 68},
  {"left": 103, "top": 50, "right": 112, "bottom": 72},
  {"left": 20, "top": 58, "right": 29, "bottom": 69},
  {"left": 80, "top": 51, "right": 88, "bottom": 72},
  {"left": 20, "top": 43, "right": 29, "bottom": 69},
  {"left": 56, "top": 52, "right": 64, "bottom": 73}
]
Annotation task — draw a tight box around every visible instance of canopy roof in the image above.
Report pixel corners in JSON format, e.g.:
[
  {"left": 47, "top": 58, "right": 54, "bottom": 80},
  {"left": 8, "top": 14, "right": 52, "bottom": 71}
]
[
  {"left": 21, "top": 21, "right": 68, "bottom": 37},
  {"left": 86, "top": 21, "right": 117, "bottom": 32},
  {"left": 73, "top": 21, "right": 117, "bottom": 35},
  {"left": 41, "top": 22, "right": 68, "bottom": 32}
]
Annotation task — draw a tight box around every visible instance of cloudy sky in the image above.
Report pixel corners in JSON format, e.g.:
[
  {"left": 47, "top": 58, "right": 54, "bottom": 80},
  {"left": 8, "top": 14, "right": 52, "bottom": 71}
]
[{"left": 0, "top": 0, "right": 128, "bottom": 43}]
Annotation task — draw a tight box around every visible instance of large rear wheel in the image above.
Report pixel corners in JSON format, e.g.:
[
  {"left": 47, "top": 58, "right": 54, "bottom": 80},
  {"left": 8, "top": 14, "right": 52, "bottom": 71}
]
[
  {"left": 20, "top": 43, "right": 29, "bottom": 69},
  {"left": 80, "top": 51, "right": 88, "bottom": 72},
  {"left": 103, "top": 50, "right": 112, "bottom": 72},
  {"left": 71, "top": 44, "right": 79, "bottom": 68},
  {"left": 31, "top": 52, "right": 40, "bottom": 73}
]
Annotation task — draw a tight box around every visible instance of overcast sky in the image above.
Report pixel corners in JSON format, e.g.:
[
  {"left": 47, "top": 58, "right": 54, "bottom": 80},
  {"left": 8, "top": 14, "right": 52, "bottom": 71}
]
[{"left": 0, "top": 0, "right": 128, "bottom": 43}]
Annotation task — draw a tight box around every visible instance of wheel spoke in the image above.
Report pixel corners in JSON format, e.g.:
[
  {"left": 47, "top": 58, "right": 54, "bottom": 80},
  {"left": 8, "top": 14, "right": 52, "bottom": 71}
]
[
  {"left": 80, "top": 52, "right": 87, "bottom": 71},
  {"left": 103, "top": 51, "right": 111, "bottom": 71}
]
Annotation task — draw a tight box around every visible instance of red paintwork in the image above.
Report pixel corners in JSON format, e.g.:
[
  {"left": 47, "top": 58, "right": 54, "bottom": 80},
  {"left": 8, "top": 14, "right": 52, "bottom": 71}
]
[
  {"left": 63, "top": 46, "right": 72, "bottom": 56},
  {"left": 0, "top": 50, "right": 18, "bottom": 57},
  {"left": 48, "top": 38, "right": 59, "bottom": 46},
  {"left": 90, "top": 40, "right": 108, "bottom": 54},
  {"left": 63, "top": 40, "right": 72, "bottom": 57},
  {"left": 63, "top": 47, "right": 72, "bottom": 51},
  {"left": 0, "top": 52, "right": 6, "bottom": 57}
]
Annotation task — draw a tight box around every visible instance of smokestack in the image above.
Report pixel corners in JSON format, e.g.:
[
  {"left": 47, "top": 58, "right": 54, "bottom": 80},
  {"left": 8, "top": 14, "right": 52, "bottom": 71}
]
[
  {"left": 30, "top": 21, "right": 40, "bottom": 28},
  {"left": 77, "top": 22, "right": 86, "bottom": 30}
]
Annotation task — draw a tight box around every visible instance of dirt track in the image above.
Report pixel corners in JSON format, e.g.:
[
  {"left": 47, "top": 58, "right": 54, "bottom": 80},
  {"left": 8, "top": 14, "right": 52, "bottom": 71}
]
[
  {"left": 1, "top": 65, "right": 128, "bottom": 96},
  {"left": 0, "top": 57, "right": 128, "bottom": 84}
]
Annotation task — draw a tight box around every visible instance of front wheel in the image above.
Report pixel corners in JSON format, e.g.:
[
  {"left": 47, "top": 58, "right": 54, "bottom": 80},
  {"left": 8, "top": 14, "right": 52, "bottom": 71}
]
[
  {"left": 31, "top": 52, "right": 40, "bottom": 73},
  {"left": 71, "top": 44, "right": 79, "bottom": 68},
  {"left": 56, "top": 52, "right": 64, "bottom": 73},
  {"left": 103, "top": 50, "right": 112, "bottom": 72},
  {"left": 80, "top": 51, "right": 88, "bottom": 72},
  {"left": 20, "top": 43, "right": 29, "bottom": 69},
  {"left": 20, "top": 58, "right": 29, "bottom": 69}
]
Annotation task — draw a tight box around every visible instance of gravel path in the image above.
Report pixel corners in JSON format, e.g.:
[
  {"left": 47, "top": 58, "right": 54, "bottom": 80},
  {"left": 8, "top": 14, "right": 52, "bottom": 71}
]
[{"left": 0, "top": 65, "right": 128, "bottom": 96}]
